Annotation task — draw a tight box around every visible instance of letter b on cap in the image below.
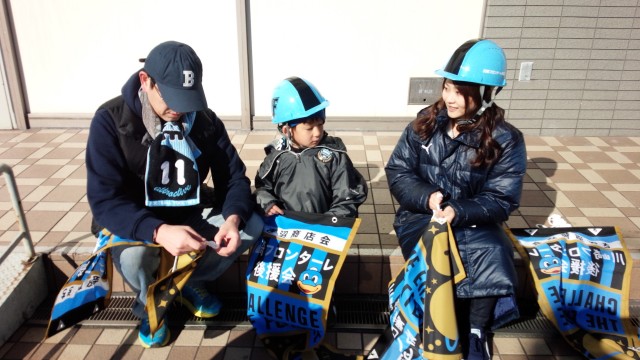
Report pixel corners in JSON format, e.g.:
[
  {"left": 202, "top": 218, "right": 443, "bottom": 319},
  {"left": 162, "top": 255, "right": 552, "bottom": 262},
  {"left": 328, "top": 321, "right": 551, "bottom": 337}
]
[{"left": 183, "top": 70, "right": 195, "bottom": 87}]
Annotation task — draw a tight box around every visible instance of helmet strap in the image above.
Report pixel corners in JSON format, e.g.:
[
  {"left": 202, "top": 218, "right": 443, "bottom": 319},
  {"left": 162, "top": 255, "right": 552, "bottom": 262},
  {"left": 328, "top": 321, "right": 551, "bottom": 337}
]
[
  {"left": 284, "top": 126, "right": 308, "bottom": 150},
  {"left": 456, "top": 118, "right": 475, "bottom": 125},
  {"left": 286, "top": 130, "right": 295, "bottom": 147},
  {"left": 457, "top": 86, "right": 500, "bottom": 125}
]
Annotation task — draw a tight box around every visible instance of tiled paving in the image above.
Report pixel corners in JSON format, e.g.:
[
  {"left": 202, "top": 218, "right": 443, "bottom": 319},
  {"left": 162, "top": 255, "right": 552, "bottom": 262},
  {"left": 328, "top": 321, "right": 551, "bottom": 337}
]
[
  {"left": 1, "top": 325, "right": 586, "bottom": 360},
  {"left": 1, "top": 128, "right": 639, "bottom": 359}
]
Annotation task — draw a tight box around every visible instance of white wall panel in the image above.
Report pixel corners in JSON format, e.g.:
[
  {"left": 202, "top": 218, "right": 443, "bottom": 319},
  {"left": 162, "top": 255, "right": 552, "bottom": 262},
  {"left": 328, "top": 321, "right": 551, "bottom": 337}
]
[
  {"left": 9, "top": 0, "right": 240, "bottom": 115},
  {"left": 250, "top": 0, "right": 483, "bottom": 118},
  {"left": 9, "top": 0, "right": 482, "bottom": 119}
]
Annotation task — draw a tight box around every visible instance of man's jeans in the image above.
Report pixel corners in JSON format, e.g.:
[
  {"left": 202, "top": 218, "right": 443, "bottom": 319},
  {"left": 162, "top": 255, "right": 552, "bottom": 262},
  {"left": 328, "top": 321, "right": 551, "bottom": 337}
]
[{"left": 110, "top": 210, "right": 263, "bottom": 319}]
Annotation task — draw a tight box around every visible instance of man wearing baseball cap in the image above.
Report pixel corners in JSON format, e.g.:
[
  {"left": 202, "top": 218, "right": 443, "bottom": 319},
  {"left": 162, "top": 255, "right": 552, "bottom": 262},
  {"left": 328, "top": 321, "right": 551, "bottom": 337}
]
[{"left": 85, "top": 41, "right": 263, "bottom": 348}]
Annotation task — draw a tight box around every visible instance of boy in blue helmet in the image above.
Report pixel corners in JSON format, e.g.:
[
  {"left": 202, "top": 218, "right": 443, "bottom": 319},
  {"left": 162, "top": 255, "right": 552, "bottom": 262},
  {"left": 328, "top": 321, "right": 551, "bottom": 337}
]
[
  {"left": 253, "top": 77, "right": 367, "bottom": 358},
  {"left": 254, "top": 76, "right": 368, "bottom": 217}
]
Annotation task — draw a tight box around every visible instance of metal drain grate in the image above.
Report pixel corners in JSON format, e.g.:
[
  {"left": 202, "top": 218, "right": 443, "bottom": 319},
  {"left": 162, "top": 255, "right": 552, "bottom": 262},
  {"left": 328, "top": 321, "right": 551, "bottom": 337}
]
[
  {"left": 88, "top": 294, "right": 253, "bottom": 328},
  {"left": 30, "top": 294, "right": 640, "bottom": 337},
  {"left": 30, "top": 294, "right": 390, "bottom": 330},
  {"left": 495, "top": 313, "right": 556, "bottom": 337}
]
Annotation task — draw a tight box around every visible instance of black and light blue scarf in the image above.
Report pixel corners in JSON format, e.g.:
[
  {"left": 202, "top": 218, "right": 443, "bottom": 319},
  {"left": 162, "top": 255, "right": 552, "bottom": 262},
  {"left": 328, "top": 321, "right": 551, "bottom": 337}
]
[{"left": 144, "top": 112, "right": 201, "bottom": 207}]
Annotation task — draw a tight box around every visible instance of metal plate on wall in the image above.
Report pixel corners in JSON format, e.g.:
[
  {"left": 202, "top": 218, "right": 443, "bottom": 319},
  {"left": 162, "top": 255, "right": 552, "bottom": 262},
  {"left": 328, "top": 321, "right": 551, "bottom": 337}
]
[{"left": 408, "top": 77, "right": 441, "bottom": 105}]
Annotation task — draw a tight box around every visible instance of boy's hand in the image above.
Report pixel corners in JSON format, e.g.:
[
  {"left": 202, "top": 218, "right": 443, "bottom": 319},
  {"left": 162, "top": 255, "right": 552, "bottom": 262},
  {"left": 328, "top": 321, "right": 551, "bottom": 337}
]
[
  {"left": 213, "top": 214, "right": 242, "bottom": 257},
  {"left": 155, "top": 224, "right": 206, "bottom": 256},
  {"left": 266, "top": 204, "right": 284, "bottom": 216}
]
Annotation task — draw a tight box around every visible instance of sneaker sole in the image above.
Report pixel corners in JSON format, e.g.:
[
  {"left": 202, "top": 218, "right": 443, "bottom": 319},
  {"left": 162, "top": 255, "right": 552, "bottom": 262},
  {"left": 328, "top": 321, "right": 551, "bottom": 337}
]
[{"left": 176, "top": 296, "right": 220, "bottom": 318}]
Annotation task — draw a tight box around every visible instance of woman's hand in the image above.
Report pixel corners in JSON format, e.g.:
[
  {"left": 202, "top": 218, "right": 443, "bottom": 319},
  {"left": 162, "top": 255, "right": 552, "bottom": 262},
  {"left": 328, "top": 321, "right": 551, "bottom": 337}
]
[
  {"left": 429, "top": 192, "right": 455, "bottom": 224},
  {"left": 434, "top": 206, "right": 456, "bottom": 224},
  {"left": 428, "top": 192, "right": 444, "bottom": 211}
]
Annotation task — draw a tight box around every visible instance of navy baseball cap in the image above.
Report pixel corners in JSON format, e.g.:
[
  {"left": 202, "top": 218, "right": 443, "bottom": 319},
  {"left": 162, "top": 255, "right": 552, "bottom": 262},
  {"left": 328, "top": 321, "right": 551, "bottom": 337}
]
[{"left": 141, "top": 41, "right": 207, "bottom": 113}]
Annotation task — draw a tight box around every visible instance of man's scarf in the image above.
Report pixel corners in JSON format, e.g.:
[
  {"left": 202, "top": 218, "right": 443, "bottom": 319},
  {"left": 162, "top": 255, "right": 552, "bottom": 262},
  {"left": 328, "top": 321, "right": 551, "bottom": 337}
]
[{"left": 141, "top": 86, "right": 201, "bottom": 207}]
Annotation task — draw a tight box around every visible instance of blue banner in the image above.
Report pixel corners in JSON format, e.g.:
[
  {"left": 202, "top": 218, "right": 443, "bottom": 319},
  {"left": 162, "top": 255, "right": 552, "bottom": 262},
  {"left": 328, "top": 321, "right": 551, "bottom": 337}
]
[
  {"left": 246, "top": 211, "right": 361, "bottom": 357},
  {"left": 508, "top": 226, "right": 640, "bottom": 359},
  {"left": 46, "top": 230, "right": 155, "bottom": 337},
  {"left": 367, "top": 218, "right": 466, "bottom": 360}
]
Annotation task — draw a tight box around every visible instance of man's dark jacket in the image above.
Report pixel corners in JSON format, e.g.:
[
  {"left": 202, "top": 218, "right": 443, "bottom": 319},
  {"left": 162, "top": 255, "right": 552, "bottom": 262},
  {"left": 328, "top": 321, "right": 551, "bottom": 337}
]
[{"left": 86, "top": 72, "right": 252, "bottom": 241}]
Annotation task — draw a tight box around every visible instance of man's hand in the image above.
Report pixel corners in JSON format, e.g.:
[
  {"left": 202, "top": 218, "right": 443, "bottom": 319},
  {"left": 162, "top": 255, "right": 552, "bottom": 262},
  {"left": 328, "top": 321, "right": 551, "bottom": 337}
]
[
  {"left": 154, "top": 224, "right": 206, "bottom": 256},
  {"left": 212, "top": 214, "right": 242, "bottom": 257}
]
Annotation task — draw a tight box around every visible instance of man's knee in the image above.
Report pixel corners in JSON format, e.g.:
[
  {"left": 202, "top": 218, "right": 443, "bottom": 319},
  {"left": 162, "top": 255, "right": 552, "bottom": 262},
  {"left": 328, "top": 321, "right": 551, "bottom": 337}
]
[
  {"left": 242, "top": 212, "right": 264, "bottom": 240},
  {"left": 113, "top": 246, "right": 160, "bottom": 277},
  {"left": 231, "top": 212, "right": 262, "bottom": 255}
]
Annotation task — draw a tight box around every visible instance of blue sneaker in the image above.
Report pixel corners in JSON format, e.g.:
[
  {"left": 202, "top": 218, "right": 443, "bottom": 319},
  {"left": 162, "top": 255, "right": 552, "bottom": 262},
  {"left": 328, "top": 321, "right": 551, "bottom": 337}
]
[
  {"left": 138, "top": 317, "right": 170, "bottom": 348},
  {"left": 177, "top": 285, "right": 222, "bottom": 318}
]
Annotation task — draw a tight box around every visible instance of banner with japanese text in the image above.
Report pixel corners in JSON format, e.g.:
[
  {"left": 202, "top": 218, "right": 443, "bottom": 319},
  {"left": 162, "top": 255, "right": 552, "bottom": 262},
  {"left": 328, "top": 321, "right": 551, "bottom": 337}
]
[
  {"left": 246, "top": 211, "right": 360, "bottom": 359},
  {"left": 46, "top": 229, "right": 154, "bottom": 338},
  {"left": 507, "top": 226, "right": 640, "bottom": 359},
  {"left": 146, "top": 250, "right": 201, "bottom": 335},
  {"left": 46, "top": 229, "right": 198, "bottom": 339},
  {"left": 367, "top": 218, "right": 466, "bottom": 360}
]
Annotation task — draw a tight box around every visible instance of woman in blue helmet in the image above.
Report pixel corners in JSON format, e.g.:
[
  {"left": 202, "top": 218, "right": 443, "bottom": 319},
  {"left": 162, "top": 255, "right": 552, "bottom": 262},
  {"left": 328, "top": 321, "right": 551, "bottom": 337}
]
[
  {"left": 254, "top": 76, "right": 368, "bottom": 217},
  {"left": 385, "top": 39, "right": 527, "bottom": 360}
]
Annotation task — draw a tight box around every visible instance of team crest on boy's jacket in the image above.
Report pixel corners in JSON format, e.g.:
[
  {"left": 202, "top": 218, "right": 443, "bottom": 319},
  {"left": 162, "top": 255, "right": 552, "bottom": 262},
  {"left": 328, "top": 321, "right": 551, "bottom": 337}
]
[{"left": 317, "top": 148, "right": 333, "bottom": 163}]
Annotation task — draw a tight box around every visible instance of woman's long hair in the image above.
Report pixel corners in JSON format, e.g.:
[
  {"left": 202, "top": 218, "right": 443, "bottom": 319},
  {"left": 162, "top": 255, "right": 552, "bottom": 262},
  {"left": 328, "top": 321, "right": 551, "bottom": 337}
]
[{"left": 413, "top": 79, "right": 506, "bottom": 168}]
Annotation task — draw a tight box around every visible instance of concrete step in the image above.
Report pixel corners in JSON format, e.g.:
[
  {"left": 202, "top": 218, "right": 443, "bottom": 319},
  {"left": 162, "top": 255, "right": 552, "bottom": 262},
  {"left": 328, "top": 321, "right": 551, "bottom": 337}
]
[
  {"left": 0, "top": 253, "right": 48, "bottom": 345},
  {"left": 18, "top": 246, "right": 640, "bottom": 349},
  {"left": 29, "top": 292, "right": 619, "bottom": 339},
  {"left": 41, "top": 246, "right": 640, "bottom": 303}
]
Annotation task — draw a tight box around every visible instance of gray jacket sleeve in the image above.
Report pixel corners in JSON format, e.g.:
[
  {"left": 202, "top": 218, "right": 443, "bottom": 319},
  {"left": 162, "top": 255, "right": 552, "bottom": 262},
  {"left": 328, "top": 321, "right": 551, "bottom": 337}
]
[
  {"left": 327, "top": 153, "right": 368, "bottom": 217},
  {"left": 254, "top": 154, "right": 281, "bottom": 213}
]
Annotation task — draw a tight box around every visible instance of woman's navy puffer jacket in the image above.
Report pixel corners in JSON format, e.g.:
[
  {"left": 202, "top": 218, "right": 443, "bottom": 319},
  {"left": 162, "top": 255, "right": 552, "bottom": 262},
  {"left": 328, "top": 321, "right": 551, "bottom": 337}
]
[{"left": 385, "top": 108, "right": 527, "bottom": 299}]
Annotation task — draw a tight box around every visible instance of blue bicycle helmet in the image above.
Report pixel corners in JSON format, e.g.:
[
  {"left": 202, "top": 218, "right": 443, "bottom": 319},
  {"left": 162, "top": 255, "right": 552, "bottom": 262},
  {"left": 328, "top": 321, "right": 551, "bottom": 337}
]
[
  {"left": 272, "top": 77, "right": 329, "bottom": 125},
  {"left": 435, "top": 39, "right": 507, "bottom": 87}
]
